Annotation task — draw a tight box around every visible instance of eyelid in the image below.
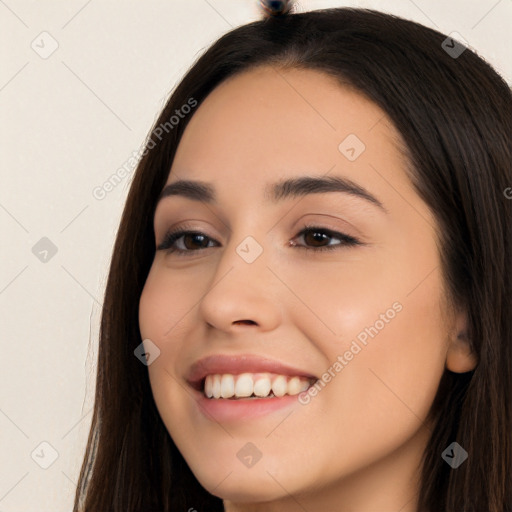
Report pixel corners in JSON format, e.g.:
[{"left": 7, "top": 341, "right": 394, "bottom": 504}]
[
  {"left": 294, "top": 212, "right": 364, "bottom": 240},
  {"left": 156, "top": 221, "right": 216, "bottom": 250},
  {"left": 296, "top": 223, "right": 362, "bottom": 247}
]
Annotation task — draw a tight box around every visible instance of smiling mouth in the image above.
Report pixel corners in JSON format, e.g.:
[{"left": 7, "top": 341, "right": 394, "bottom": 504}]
[{"left": 197, "top": 372, "right": 318, "bottom": 400}]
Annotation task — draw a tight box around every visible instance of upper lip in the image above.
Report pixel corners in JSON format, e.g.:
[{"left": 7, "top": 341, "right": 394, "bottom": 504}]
[{"left": 186, "top": 354, "right": 318, "bottom": 390}]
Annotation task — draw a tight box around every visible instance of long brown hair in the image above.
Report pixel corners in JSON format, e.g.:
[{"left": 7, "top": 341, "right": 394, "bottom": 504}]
[{"left": 73, "top": 7, "right": 512, "bottom": 511}]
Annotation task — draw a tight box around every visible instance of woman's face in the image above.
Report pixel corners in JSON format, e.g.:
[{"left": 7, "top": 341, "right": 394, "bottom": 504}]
[{"left": 139, "top": 66, "right": 471, "bottom": 508}]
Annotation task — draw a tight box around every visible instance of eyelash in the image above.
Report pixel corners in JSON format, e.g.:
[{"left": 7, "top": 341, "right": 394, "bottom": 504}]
[{"left": 157, "top": 223, "right": 362, "bottom": 256}]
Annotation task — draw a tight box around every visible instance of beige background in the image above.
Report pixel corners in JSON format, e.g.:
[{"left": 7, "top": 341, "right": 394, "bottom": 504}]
[{"left": 0, "top": 1, "right": 510, "bottom": 510}]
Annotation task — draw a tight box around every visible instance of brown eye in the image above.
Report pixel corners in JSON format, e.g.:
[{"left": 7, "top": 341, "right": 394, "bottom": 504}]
[
  {"left": 157, "top": 230, "right": 217, "bottom": 254},
  {"left": 180, "top": 233, "right": 210, "bottom": 250},
  {"left": 290, "top": 226, "right": 361, "bottom": 252},
  {"left": 303, "top": 229, "right": 331, "bottom": 247}
]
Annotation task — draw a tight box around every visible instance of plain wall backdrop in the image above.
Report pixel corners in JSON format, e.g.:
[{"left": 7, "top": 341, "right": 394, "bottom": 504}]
[{"left": 0, "top": 1, "right": 510, "bottom": 510}]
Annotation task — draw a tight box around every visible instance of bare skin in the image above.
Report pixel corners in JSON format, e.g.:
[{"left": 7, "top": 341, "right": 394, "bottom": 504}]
[{"left": 138, "top": 65, "right": 477, "bottom": 511}]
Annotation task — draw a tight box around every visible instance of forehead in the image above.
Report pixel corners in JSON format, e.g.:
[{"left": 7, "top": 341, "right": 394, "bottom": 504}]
[{"left": 167, "top": 65, "right": 408, "bottom": 205}]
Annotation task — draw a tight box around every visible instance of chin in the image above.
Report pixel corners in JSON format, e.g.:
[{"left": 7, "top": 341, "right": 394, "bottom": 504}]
[
  {"left": 208, "top": 480, "right": 284, "bottom": 502},
  {"left": 192, "top": 462, "right": 296, "bottom": 502}
]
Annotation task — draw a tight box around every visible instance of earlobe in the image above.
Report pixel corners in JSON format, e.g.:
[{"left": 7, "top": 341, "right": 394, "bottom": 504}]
[
  {"left": 445, "top": 310, "right": 478, "bottom": 373},
  {"left": 446, "top": 334, "right": 478, "bottom": 373}
]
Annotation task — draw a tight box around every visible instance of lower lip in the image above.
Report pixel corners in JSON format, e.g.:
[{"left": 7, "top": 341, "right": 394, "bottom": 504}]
[{"left": 193, "top": 389, "right": 305, "bottom": 422}]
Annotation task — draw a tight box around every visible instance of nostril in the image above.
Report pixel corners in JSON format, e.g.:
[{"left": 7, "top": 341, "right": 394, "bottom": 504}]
[{"left": 233, "top": 320, "right": 256, "bottom": 326}]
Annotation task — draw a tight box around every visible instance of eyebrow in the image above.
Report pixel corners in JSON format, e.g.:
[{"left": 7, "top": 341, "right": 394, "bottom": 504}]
[{"left": 156, "top": 175, "right": 386, "bottom": 212}]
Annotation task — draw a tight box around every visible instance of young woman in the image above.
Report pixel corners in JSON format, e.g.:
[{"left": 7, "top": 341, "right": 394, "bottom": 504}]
[{"left": 73, "top": 3, "right": 512, "bottom": 511}]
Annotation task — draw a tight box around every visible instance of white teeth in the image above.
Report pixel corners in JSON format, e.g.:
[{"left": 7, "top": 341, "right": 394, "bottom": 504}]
[
  {"left": 299, "top": 380, "right": 310, "bottom": 392},
  {"left": 234, "top": 373, "right": 253, "bottom": 397},
  {"left": 220, "top": 374, "right": 235, "bottom": 398},
  {"left": 205, "top": 375, "right": 213, "bottom": 398},
  {"left": 212, "top": 374, "right": 221, "bottom": 399},
  {"left": 287, "top": 376, "right": 303, "bottom": 395},
  {"left": 202, "top": 372, "right": 314, "bottom": 399},
  {"left": 253, "top": 376, "right": 272, "bottom": 397},
  {"left": 271, "top": 375, "right": 287, "bottom": 397}
]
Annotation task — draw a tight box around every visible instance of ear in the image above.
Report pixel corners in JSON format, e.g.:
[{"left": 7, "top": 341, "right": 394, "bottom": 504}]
[{"left": 445, "top": 308, "right": 478, "bottom": 373}]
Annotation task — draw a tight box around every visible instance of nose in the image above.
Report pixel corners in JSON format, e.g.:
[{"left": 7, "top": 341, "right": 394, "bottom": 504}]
[{"left": 197, "top": 234, "right": 282, "bottom": 333}]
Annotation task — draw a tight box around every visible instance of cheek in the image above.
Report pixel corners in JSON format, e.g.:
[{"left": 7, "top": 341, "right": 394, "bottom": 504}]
[
  {"left": 323, "top": 269, "right": 448, "bottom": 447},
  {"left": 139, "top": 258, "right": 233, "bottom": 392},
  {"left": 138, "top": 264, "right": 211, "bottom": 428},
  {"left": 139, "top": 262, "right": 201, "bottom": 340},
  {"left": 288, "top": 253, "right": 447, "bottom": 465},
  {"left": 138, "top": 266, "right": 189, "bottom": 355},
  {"left": 139, "top": 262, "right": 167, "bottom": 332},
  {"left": 138, "top": 269, "right": 183, "bottom": 405}
]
